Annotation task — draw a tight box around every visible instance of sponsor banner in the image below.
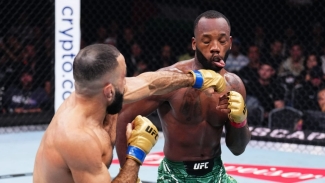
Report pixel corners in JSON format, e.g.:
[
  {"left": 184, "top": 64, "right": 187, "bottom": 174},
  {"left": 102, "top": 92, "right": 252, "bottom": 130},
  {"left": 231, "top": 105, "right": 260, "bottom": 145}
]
[
  {"left": 246, "top": 127, "right": 325, "bottom": 146},
  {"left": 55, "top": 0, "right": 80, "bottom": 111},
  {"left": 225, "top": 163, "right": 325, "bottom": 183},
  {"left": 112, "top": 152, "right": 325, "bottom": 182}
]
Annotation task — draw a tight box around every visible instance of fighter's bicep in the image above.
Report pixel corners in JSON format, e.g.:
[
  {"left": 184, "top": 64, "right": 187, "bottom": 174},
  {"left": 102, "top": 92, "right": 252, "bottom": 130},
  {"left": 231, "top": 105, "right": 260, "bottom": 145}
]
[
  {"left": 62, "top": 134, "right": 107, "bottom": 182},
  {"left": 70, "top": 162, "right": 111, "bottom": 183},
  {"left": 120, "top": 97, "right": 163, "bottom": 120}
]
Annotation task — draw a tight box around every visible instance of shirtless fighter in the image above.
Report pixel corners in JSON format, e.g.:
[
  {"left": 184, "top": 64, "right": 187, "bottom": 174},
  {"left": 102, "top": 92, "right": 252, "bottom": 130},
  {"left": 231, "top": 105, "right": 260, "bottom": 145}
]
[
  {"left": 33, "top": 44, "right": 226, "bottom": 183},
  {"left": 116, "top": 10, "right": 251, "bottom": 182}
]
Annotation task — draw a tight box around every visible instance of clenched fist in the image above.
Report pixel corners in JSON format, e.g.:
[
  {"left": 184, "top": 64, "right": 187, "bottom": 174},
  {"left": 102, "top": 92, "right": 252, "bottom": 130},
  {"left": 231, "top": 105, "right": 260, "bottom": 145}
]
[
  {"left": 188, "top": 70, "right": 226, "bottom": 93},
  {"left": 126, "top": 115, "right": 159, "bottom": 164},
  {"left": 217, "top": 91, "right": 247, "bottom": 128}
]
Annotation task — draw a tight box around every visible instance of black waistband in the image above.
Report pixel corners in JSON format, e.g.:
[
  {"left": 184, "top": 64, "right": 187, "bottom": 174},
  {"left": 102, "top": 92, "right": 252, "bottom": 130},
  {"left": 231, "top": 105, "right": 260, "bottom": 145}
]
[{"left": 183, "top": 157, "right": 215, "bottom": 176}]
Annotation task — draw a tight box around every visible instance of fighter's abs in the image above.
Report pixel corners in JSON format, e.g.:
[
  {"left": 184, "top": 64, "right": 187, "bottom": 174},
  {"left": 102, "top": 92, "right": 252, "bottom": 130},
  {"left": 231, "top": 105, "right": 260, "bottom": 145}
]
[{"left": 159, "top": 82, "right": 224, "bottom": 161}]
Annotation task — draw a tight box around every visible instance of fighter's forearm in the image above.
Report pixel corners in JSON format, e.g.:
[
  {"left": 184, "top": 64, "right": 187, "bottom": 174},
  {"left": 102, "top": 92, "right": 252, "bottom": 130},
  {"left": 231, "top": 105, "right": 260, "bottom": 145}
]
[
  {"left": 123, "top": 71, "right": 194, "bottom": 103},
  {"left": 112, "top": 159, "right": 140, "bottom": 183},
  {"left": 225, "top": 123, "right": 251, "bottom": 156},
  {"left": 143, "top": 71, "right": 194, "bottom": 95},
  {"left": 116, "top": 117, "right": 129, "bottom": 167}
]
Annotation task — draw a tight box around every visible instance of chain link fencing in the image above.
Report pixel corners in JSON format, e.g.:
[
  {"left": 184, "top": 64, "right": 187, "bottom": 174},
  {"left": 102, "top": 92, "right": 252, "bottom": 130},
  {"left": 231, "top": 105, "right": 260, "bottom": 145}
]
[
  {"left": 0, "top": 0, "right": 325, "bottom": 153},
  {"left": 0, "top": 0, "right": 54, "bottom": 129}
]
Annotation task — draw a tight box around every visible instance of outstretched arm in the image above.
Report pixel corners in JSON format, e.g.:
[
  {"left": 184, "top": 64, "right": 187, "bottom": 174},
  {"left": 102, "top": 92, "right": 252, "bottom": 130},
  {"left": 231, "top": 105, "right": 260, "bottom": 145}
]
[
  {"left": 123, "top": 71, "right": 193, "bottom": 104},
  {"left": 123, "top": 69, "right": 226, "bottom": 104}
]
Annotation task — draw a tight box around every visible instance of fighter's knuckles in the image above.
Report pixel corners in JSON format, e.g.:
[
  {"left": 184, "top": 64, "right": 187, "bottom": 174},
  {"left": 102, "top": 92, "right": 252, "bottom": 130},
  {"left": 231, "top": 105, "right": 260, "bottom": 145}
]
[
  {"left": 228, "top": 92, "right": 244, "bottom": 102},
  {"left": 133, "top": 115, "right": 144, "bottom": 124},
  {"left": 229, "top": 91, "right": 237, "bottom": 96},
  {"left": 192, "top": 69, "right": 226, "bottom": 92},
  {"left": 228, "top": 101, "right": 240, "bottom": 109}
]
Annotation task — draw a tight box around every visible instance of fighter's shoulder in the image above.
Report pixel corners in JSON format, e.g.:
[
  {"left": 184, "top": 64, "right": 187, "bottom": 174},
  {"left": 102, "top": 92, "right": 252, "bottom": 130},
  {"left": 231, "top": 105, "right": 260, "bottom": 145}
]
[
  {"left": 158, "top": 59, "right": 193, "bottom": 73},
  {"left": 224, "top": 72, "right": 243, "bottom": 83},
  {"left": 58, "top": 129, "right": 103, "bottom": 169},
  {"left": 60, "top": 124, "right": 102, "bottom": 153},
  {"left": 224, "top": 71, "right": 246, "bottom": 95}
]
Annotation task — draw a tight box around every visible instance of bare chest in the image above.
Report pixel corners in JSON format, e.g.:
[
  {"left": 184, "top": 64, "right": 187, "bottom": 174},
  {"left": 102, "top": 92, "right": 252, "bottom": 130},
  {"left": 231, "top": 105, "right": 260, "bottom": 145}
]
[{"left": 162, "top": 88, "right": 228, "bottom": 126}]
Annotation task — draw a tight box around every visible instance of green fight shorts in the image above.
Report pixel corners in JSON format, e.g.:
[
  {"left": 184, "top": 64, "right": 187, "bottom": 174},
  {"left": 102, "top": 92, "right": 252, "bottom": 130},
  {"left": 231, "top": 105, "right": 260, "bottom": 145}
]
[{"left": 157, "top": 157, "right": 237, "bottom": 183}]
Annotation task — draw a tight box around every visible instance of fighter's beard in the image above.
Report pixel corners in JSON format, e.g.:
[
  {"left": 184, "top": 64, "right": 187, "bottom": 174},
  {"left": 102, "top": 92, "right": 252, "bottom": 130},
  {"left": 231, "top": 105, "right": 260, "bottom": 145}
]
[
  {"left": 195, "top": 47, "right": 230, "bottom": 72},
  {"left": 106, "top": 89, "right": 124, "bottom": 114}
]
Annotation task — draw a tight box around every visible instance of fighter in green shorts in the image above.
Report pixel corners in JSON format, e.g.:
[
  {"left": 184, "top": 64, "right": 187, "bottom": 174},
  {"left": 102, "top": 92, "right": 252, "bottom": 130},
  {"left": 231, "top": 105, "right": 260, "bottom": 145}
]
[
  {"left": 116, "top": 10, "right": 251, "bottom": 183},
  {"left": 157, "top": 157, "right": 237, "bottom": 183}
]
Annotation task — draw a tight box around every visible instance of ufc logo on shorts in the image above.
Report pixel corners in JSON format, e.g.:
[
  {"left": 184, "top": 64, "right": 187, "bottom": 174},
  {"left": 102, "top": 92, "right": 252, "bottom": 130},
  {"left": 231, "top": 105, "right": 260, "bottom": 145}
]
[
  {"left": 145, "top": 126, "right": 158, "bottom": 140},
  {"left": 193, "top": 162, "right": 209, "bottom": 170}
]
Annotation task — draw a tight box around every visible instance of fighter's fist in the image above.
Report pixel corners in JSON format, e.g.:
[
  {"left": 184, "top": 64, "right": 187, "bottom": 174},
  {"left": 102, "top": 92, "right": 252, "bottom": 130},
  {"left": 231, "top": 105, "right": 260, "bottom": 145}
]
[
  {"left": 188, "top": 70, "right": 226, "bottom": 93},
  {"left": 126, "top": 115, "right": 159, "bottom": 164},
  {"left": 217, "top": 91, "right": 247, "bottom": 128}
]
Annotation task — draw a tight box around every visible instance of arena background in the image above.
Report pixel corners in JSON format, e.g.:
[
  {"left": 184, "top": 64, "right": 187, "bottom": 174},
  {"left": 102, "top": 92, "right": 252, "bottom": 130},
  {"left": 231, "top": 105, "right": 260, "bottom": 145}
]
[{"left": 0, "top": 0, "right": 325, "bottom": 182}]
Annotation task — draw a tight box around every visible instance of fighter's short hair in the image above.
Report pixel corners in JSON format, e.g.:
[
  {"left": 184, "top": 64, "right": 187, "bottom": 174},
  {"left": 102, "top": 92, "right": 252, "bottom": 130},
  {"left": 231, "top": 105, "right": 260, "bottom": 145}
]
[
  {"left": 73, "top": 44, "right": 120, "bottom": 84},
  {"left": 193, "top": 10, "right": 231, "bottom": 35}
]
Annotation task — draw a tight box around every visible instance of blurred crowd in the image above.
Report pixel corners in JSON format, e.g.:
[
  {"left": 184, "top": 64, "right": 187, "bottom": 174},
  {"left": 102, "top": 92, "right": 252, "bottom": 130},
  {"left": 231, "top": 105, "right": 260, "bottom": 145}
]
[
  {"left": 0, "top": 14, "right": 54, "bottom": 115},
  {"left": 226, "top": 24, "right": 325, "bottom": 131},
  {"left": 0, "top": 17, "right": 325, "bottom": 132}
]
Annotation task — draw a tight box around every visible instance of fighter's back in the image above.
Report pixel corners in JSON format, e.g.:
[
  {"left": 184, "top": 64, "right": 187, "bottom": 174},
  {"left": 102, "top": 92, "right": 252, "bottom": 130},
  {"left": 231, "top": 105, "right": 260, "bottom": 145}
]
[
  {"left": 33, "top": 95, "right": 78, "bottom": 183},
  {"left": 33, "top": 93, "right": 114, "bottom": 183}
]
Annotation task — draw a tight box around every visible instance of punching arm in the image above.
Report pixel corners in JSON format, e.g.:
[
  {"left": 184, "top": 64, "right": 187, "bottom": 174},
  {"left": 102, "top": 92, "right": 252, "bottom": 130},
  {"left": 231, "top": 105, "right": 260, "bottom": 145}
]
[
  {"left": 123, "top": 71, "right": 193, "bottom": 104},
  {"left": 124, "top": 69, "right": 226, "bottom": 104}
]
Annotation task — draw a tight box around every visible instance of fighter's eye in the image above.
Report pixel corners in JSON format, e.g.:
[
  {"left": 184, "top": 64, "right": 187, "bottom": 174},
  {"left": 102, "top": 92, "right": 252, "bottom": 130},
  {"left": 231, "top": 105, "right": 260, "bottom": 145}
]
[{"left": 203, "top": 41, "right": 210, "bottom": 44}]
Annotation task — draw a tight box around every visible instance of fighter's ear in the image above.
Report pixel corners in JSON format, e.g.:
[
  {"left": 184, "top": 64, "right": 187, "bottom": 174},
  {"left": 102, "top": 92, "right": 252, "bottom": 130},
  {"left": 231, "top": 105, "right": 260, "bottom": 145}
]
[
  {"left": 192, "top": 37, "right": 196, "bottom": 51},
  {"left": 104, "top": 83, "right": 114, "bottom": 101},
  {"left": 229, "top": 36, "right": 233, "bottom": 50}
]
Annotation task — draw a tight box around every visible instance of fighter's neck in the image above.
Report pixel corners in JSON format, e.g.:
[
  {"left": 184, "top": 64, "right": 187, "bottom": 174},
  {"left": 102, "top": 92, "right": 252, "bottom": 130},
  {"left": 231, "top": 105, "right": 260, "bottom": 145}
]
[
  {"left": 71, "top": 93, "right": 107, "bottom": 123},
  {"left": 191, "top": 58, "right": 226, "bottom": 75},
  {"left": 192, "top": 57, "right": 203, "bottom": 70}
]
